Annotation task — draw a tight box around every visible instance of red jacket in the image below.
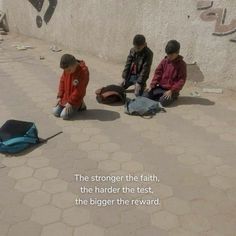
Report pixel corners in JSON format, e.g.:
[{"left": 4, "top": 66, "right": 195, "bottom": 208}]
[
  {"left": 150, "top": 56, "right": 187, "bottom": 92},
  {"left": 57, "top": 60, "right": 89, "bottom": 108}
]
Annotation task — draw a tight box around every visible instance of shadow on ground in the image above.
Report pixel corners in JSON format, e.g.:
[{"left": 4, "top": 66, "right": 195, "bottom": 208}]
[
  {"left": 71, "top": 109, "right": 120, "bottom": 121},
  {"left": 170, "top": 96, "right": 215, "bottom": 107}
]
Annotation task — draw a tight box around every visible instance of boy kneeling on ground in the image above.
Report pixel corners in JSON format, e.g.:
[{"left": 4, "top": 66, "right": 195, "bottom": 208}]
[
  {"left": 120, "top": 34, "right": 153, "bottom": 96},
  {"left": 53, "top": 54, "right": 89, "bottom": 120},
  {"left": 144, "top": 40, "right": 187, "bottom": 107}
]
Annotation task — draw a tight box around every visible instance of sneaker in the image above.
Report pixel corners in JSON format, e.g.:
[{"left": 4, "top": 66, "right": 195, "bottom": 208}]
[{"left": 78, "top": 101, "right": 87, "bottom": 112}]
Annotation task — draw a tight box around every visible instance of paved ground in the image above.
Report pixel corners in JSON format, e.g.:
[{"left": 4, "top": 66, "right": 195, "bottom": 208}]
[{"left": 0, "top": 33, "right": 236, "bottom": 236}]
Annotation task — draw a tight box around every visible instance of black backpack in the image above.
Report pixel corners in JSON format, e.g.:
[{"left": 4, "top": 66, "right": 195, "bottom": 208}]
[
  {"left": 0, "top": 120, "right": 62, "bottom": 154},
  {"left": 95, "top": 85, "right": 126, "bottom": 104}
]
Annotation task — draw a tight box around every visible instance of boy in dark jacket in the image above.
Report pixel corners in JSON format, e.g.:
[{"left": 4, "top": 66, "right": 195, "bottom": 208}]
[
  {"left": 120, "top": 34, "right": 153, "bottom": 96},
  {"left": 144, "top": 40, "right": 187, "bottom": 106},
  {"left": 53, "top": 54, "right": 89, "bottom": 120}
]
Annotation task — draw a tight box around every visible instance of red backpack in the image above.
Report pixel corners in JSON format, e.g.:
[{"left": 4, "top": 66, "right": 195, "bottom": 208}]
[{"left": 95, "top": 85, "right": 126, "bottom": 104}]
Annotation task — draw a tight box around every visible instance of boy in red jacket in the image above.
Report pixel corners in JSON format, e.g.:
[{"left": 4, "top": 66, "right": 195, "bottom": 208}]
[
  {"left": 144, "top": 40, "right": 187, "bottom": 106},
  {"left": 53, "top": 54, "right": 89, "bottom": 120}
]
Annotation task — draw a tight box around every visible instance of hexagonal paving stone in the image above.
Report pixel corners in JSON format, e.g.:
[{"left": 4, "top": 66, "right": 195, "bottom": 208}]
[
  {"left": 8, "top": 166, "right": 34, "bottom": 179},
  {"left": 26, "top": 149, "right": 43, "bottom": 158},
  {"left": 79, "top": 141, "right": 99, "bottom": 151},
  {"left": 7, "top": 221, "right": 42, "bottom": 236},
  {"left": 63, "top": 126, "right": 82, "bottom": 134},
  {"left": 216, "top": 165, "right": 236, "bottom": 178},
  {"left": 121, "top": 209, "right": 150, "bottom": 228},
  {"left": 42, "top": 179, "right": 68, "bottom": 193},
  {"left": 70, "top": 134, "right": 90, "bottom": 143},
  {"left": 135, "top": 226, "right": 169, "bottom": 236},
  {"left": 193, "top": 163, "right": 217, "bottom": 177},
  {"left": 121, "top": 161, "right": 143, "bottom": 173},
  {"left": 151, "top": 183, "right": 173, "bottom": 199},
  {"left": 15, "top": 177, "right": 42, "bottom": 193},
  {"left": 90, "top": 134, "right": 110, "bottom": 144},
  {"left": 31, "top": 205, "right": 61, "bottom": 225},
  {"left": 2, "top": 157, "right": 27, "bottom": 167},
  {"left": 27, "top": 157, "right": 49, "bottom": 168},
  {"left": 34, "top": 167, "right": 59, "bottom": 180},
  {"left": 111, "top": 151, "right": 132, "bottom": 162},
  {"left": 23, "top": 190, "right": 51, "bottom": 208},
  {"left": 62, "top": 207, "right": 90, "bottom": 226},
  {"left": 151, "top": 210, "right": 179, "bottom": 230},
  {"left": 226, "top": 188, "right": 236, "bottom": 202},
  {"left": 41, "top": 222, "right": 73, "bottom": 236},
  {"left": 208, "top": 176, "right": 233, "bottom": 190},
  {"left": 200, "top": 155, "right": 223, "bottom": 167},
  {"left": 168, "top": 228, "right": 199, "bottom": 236},
  {"left": 1, "top": 203, "right": 32, "bottom": 224},
  {"left": 100, "top": 142, "right": 120, "bottom": 153},
  {"left": 52, "top": 192, "right": 76, "bottom": 209},
  {"left": 177, "top": 154, "right": 201, "bottom": 166},
  {"left": 180, "top": 214, "right": 211, "bottom": 233},
  {"left": 191, "top": 199, "right": 218, "bottom": 216},
  {"left": 98, "top": 160, "right": 120, "bottom": 172},
  {"left": 91, "top": 208, "right": 120, "bottom": 228},
  {"left": 74, "top": 224, "right": 104, "bottom": 236},
  {"left": 203, "top": 230, "right": 223, "bottom": 236},
  {"left": 163, "top": 197, "right": 190, "bottom": 215},
  {"left": 0, "top": 222, "right": 10, "bottom": 236},
  {"left": 88, "top": 150, "right": 109, "bottom": 161},
  {"left": 164, "top": 145, "right": 185, "bottom": 155},
  {"left": 82, "top": 127, "right": 101, "bottom": 135}
]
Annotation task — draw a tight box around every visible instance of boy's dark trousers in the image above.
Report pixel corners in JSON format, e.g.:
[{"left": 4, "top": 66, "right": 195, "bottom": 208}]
[{"left": 143, "top": 86, "right": 179, "bottom": 107}]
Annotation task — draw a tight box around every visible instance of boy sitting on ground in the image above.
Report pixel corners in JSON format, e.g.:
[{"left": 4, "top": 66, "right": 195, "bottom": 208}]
[
  {"left": 143, "top": 40, "right": 187, "bottom": 106},
  {"left": 53, "top": 54, "right": 89, "bottom": 120},
  {"left": 120, "top": 34, "right": 153, "bottom": 96}
]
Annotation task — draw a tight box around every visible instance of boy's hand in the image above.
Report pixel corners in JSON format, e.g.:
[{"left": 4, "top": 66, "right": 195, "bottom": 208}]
[
  {"left": 119, "top": 79, "right": 125, "bottom": 87},
  {"left": 163, "top": 90, "right": 172, "bottom": 99},
  {"left": 134, "top": 83, "right": 141, "bottom": 96}
]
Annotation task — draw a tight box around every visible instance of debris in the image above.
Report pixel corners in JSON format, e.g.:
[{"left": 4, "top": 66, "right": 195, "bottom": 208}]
[
  {"left": 0, "top": 31, "right": 7, "bottom": 35},
  {"left": 50, "top": 45, "right": 62, "bottom": 52},
  {"left": 203, "top": 88, "right": 223, "bottom": 94},
  {"left": 190, "top": 91, "right": 201, "bottom": 97},
  {"left": 13, "top": 45, "right": 34, "bottom": 51},
  {"left": 40, "top": 56, "right": 45, "bottom": 60}
]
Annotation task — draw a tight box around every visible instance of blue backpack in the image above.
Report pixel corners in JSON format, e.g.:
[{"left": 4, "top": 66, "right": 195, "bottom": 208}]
[
  {"left": 0, "top": 120, "right": 61, "bottom": 154},
  {"left": 124, "top": 97, "right": 166, "bottom": 117}
]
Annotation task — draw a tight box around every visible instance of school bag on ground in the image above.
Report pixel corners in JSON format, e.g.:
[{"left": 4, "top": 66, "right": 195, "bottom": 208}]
[
  {"left": 124, "top": 97, "right": 166, "bottom": 117},
  {"left": 0, "top": 120, "right": 62, "bottom": 154},
  {"left": 95, "top": 85, "right": 126, "bottom": 104}
]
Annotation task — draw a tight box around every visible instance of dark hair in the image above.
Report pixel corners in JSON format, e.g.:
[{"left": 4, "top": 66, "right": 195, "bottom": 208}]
[
  {"left": 165, "top": 40, "right": 180, "bottom": 54},
  {"left": 133, "top": 34, "right": 146, "bottom": 46},
  {"left": 60, "top": 54, "right": 77, "bottom": 69}
]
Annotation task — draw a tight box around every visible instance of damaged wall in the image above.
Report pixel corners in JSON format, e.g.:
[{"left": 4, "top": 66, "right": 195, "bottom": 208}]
[{"left": 2, "top": 0, "right": 236, "bottom": 88}]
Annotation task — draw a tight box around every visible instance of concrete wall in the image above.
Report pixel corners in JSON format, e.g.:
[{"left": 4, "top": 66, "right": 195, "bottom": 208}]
[{"left": 2, "top": 0, "right": 236, "bottom": 88}]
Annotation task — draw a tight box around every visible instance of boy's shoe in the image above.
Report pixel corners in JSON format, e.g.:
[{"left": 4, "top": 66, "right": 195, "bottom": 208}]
[{"left": 78, "top": 101, "right": 87, "bottom": 112}]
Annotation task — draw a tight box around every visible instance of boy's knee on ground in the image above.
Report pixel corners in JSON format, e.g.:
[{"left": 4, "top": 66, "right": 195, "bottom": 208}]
[
  {"left": 60, "top": 108, "right": 69, "bottom": 120},
  {"left": 52, "top": 107, "right": 61, "bottom": 117}
]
